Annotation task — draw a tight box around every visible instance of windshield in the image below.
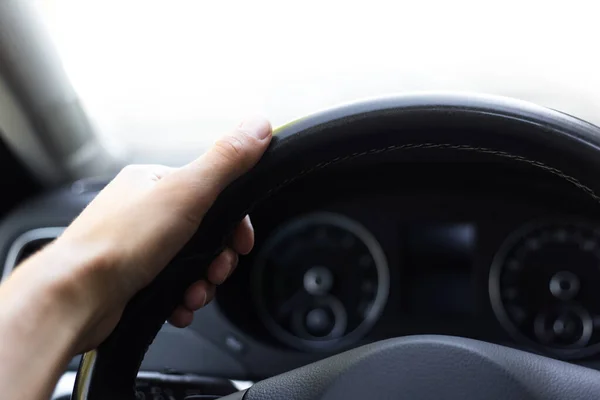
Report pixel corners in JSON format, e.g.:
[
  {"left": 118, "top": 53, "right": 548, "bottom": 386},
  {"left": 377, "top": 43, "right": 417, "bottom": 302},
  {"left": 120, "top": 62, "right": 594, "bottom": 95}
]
[{"left": 36, "top": 0, "right": 600, "bottom": 164}]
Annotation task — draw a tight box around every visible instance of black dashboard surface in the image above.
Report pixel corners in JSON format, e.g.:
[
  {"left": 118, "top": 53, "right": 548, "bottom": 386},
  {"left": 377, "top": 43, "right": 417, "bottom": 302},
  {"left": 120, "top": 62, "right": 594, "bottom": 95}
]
[{"left": 3, "top": 158, "right": 600, "bottom": 381}]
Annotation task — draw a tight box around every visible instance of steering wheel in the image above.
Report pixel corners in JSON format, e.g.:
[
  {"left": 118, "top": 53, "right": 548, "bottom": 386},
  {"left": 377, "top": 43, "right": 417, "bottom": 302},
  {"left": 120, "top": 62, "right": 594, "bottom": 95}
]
[{"left": 74, "top": 94, "right": 600, "bottom": 399}]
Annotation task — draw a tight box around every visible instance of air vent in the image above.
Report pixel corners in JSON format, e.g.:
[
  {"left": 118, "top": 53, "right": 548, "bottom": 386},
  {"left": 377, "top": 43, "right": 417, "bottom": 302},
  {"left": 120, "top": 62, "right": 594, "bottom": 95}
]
[{"left": 2, "top": 227, "right": 65, "bottom": 281}]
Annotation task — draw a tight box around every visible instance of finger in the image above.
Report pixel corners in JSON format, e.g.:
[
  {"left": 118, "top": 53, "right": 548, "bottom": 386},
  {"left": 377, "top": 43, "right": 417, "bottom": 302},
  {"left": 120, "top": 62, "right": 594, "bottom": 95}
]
[
  {"left": 165, "top": 117, "right": 272, "bottom": 220},
  {"left": 183, "top": 280, "right": 213, "bottom": 310},
  {"left": 168, "top": 305, "right": 194, "bottom": 328},
  {"left": 203, "top": 283, "right": 217, "bottom": 305},
  {"left": 231, "top": 215, "right": 254, "bottom": 255},
  {"left": 207, "top": 248, "right": 238, "bottom": 285}
]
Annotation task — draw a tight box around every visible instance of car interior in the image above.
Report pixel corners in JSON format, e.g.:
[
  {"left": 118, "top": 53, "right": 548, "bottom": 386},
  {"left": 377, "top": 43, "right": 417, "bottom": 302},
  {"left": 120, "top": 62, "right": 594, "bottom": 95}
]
[{"left": 2, "top": 2, "right": 600, "bottom": 400}]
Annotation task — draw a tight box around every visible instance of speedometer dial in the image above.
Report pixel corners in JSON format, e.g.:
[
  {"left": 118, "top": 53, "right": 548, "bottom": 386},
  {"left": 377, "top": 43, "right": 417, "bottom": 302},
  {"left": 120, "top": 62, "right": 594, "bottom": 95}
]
[
  {"left": 253, "top": 212, "right": 389, "bottom": 351},
  {"left": 490, "top": 221, "right": 600, "bottom": 358}
]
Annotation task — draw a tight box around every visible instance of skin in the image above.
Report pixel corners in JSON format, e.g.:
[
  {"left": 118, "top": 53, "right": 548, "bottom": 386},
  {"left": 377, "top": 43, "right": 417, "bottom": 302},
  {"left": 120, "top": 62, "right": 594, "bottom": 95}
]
[{"left": 0, "top": 117, "right": 273, "bottom": 400}]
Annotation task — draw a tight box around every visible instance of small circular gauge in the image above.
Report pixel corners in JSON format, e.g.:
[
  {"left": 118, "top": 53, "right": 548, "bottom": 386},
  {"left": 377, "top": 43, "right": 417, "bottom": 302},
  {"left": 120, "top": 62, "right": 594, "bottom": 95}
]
[
  {"left": 253, "top": 212, "right": 389, "bottom": 351},
  {"left": 490, "top": 220, "right": 600, "bottom": 358}
]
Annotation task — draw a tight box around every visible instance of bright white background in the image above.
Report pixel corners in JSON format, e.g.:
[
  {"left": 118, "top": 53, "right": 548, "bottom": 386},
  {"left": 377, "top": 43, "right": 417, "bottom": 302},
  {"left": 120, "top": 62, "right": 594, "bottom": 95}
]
[{"left": 36, "top": 0, "right": 600, "bottom": 164}]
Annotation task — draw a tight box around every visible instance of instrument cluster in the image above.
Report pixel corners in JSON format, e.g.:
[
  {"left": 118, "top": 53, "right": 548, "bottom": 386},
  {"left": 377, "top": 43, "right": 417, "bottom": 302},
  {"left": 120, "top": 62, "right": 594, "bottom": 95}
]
[{"left": 250, "top": 212, "right": 600, "bottom": 359}]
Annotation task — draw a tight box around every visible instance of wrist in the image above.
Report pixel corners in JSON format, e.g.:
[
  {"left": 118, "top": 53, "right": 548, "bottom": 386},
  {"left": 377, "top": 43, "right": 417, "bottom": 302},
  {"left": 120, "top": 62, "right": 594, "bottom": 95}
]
[
  {"left": 0, "top": 242, "right": 100, "bottom": 399},
  {"left": 1, "top": 243, "right": 90, "bottom": 351},
  {"left": 6, "top": 237, "right": 125, "bottom": 353}
]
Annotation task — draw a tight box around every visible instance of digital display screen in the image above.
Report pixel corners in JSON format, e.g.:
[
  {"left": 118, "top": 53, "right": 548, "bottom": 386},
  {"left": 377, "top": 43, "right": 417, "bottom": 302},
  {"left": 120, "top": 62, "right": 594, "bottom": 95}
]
[{"left": 402, "top": 223, "right": 476, "bottom": 316}]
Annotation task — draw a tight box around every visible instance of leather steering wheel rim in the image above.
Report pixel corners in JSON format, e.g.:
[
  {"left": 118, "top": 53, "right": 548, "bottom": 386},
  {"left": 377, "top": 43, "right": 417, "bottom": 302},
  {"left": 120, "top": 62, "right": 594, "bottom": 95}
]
[{"left": 74, "top": 93, "right": 600, "bottom": 399}]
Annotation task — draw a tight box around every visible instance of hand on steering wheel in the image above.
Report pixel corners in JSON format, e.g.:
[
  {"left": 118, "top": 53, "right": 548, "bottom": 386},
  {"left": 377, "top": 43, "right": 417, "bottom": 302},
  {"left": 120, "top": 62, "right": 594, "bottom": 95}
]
[
  {"left": 0, "top": 117, "right": 272, "bottom": 399},
  {"left": 59, "top": 116, "right": 272, "bottom": 352}
]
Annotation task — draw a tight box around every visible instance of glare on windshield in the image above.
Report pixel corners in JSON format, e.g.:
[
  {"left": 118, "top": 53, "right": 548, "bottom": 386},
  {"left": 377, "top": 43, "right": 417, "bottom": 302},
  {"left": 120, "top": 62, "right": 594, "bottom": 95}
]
[{"left": 36, "top": 0, "right": 600, "bottom": 163}]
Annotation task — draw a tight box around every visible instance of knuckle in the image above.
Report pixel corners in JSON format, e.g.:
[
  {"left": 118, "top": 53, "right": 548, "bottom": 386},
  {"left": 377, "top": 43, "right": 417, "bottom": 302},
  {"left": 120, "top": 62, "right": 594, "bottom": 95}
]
[
  {"left": 223, "top": 248, "right": 238, "bottom": 267},
  {"left": 213, "top": 135, "right": 247, "bottom": 163},
  {"left": 235, "top": 127, "right": 263, "bottom": 150},
  {"left": 225, "top": 247, "right": 236, "bottom": 261}
]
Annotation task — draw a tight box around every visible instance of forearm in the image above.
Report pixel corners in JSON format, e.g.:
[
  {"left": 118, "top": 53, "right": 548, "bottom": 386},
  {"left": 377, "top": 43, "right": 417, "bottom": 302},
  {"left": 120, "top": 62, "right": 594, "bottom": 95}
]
[{"left": 0, "top": 243, "right": 93, "bottom": 400}]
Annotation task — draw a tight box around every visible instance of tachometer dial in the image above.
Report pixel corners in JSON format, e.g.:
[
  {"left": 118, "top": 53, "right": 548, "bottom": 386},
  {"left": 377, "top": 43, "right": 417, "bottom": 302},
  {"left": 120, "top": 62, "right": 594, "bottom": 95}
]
[
  {"left": 490, "top": 221, "right": 600, "bottom": 358},
  {"left": 253, "top": 212, "right": 389, "bottom": 351}
]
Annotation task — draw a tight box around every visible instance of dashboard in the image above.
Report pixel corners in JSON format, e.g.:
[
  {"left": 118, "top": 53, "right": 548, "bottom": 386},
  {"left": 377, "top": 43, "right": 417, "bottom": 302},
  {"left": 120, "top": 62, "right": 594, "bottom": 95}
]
[
  {"left": 218, "top": 160, "right": 600, "bottom": 371},
  {"left": 228, "top": 203, "right": 600, "bottom": 359},
  {"left": 3, "top": 157, "right": 600, "bottom": 397}
]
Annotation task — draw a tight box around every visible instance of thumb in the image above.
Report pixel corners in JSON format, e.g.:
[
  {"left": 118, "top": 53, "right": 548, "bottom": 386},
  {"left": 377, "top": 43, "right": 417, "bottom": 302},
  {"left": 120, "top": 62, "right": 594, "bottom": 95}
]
[
  {"left": 193, "top": 116, "right": 272, "bottom": 189},
  {"left": 163, "top": 116, "right": 272, "bottom": 218}
]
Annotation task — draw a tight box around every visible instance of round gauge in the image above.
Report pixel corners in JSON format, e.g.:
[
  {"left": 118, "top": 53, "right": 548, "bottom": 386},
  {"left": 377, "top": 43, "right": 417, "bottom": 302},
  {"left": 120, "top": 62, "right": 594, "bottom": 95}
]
[
  {"left": 490, "top": 220, "right": 600, "bottom": 358},
  {"left": 253, "top": 212, "right": 389, "bottom": 351}
]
